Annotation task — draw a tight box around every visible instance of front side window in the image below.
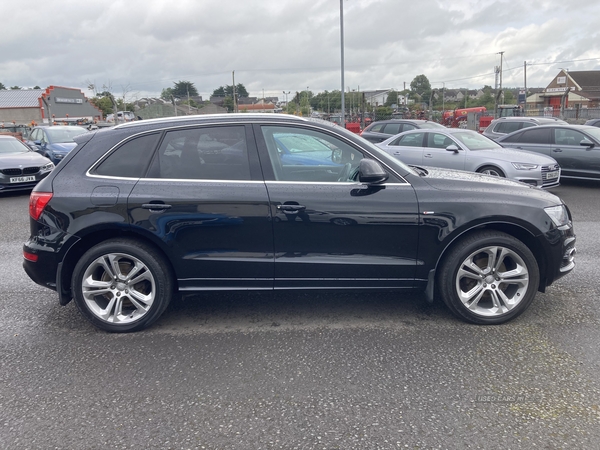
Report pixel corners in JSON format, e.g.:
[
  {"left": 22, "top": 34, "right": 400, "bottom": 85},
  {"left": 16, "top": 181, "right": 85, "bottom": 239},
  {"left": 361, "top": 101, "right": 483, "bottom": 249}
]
[
  {"left": 148, "top": 126, "right": 251, "bottom": 180},
  {"left": 515, "top": 128, "right": 552, "bottom": 144},
  {"left": 554, "top": 128, "right": 586, "bottom": 146},
  {"left": 261, "top": 126, "right": 364, "bottom": 182},
  {"left": 426, "top": 133, "right": 455, "bottom": 149}
]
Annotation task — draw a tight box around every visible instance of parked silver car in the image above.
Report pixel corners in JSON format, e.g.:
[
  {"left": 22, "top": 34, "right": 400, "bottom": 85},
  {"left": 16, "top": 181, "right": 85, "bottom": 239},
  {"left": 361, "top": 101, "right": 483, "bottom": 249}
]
[
  {"left": 483, "top": 116, "right": 567, "bottom": 141},
  {"left": 496, "top": 124, "right": 600, "bottom": 180},
  {"left": 376, "top": 128, "right": 560, "bottom": 188}
]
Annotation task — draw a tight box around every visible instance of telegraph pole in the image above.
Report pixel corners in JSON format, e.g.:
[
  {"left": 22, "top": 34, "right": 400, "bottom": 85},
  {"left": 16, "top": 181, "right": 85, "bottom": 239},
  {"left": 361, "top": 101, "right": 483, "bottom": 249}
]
[{"left": 340, "top": 0, "right": 345, "bottom": 127}]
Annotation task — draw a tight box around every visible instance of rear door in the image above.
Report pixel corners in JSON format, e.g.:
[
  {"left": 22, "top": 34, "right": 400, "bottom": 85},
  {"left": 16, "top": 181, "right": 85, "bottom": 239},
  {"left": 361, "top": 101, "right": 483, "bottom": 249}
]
[{"left": 127, "top": 124, "right": 274, "bottom": 291}]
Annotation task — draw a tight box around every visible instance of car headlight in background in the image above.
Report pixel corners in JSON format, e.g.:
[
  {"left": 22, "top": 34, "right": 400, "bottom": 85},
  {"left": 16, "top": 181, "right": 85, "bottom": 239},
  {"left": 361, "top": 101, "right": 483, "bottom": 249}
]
[
  {"left": 512, "top": 162, "right": 539, "bottom": 170},
  {"left": 41, "top": 162, "right": 55, "bottom": 171},
  {"left": 545, "top": 204, "right": 570, "bottom": 228}
]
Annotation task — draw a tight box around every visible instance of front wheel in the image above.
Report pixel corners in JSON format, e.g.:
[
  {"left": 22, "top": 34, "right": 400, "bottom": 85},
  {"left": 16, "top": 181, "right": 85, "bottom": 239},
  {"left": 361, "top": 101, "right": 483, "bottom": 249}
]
[
  {"left": 477, "top": 165, "right": 505, "bottom": 177},
  {"left": 438, "top": 231, "right": 540, "bottom": 324},
  {"left": 71, "top": 239, "right": 173, "bottom": 332}
]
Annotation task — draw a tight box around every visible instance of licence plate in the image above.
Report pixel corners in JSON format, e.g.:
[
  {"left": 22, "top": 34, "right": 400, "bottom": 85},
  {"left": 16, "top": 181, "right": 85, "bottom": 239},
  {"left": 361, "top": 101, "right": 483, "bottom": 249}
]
[
  {"left": 9, "top": 176, "right": 36, "bottom": 183},
  {"left": 546, "top": 171, "right": 559, "bottom": 180}
]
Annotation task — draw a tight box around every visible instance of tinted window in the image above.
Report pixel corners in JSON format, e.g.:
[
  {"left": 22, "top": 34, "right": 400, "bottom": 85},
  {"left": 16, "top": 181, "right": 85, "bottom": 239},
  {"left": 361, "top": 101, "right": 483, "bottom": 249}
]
[
  {"left": 403, "top": 124, "right": 416, "bottom": 131},
  {"left": 148, "top": 126, "right": 251, "bottom": 180},
  {"left": 554, "top": 128, "right": 586, "bottom": 146},
  {"left": 500, "top": 131, "right": 524, "bottom": 143},
  {"left": 516, "top": 128, "right": 552, "bottom": 144},
  {"left": 369, "top": 123, "right": 384, "bottom": 133},
  {"left": 495, "top": 122, "right": 522, "bottom": 134},
  {"left": 94, "top": 133, "right": 161, "bottom": 178},
  {"left": 261, "top": 126, "right": 363, "bottom": 182},
  {"left": 521, "top": 122, "right": 536, "bottom": 129},
  {"left": 383, "top": 123, "right": 401, "bottom": 135}
]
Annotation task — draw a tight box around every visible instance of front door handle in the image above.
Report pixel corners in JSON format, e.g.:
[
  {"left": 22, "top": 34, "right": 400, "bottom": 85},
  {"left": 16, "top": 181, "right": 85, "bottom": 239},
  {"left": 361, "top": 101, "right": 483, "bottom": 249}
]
[
  {"left": 277, "top": 204, "right": 306, "bottom": 214},
  {"left": 142, "top": 203, "right": 172, "bottom": 212},
  {"left": 424, "top": 153, "right": 433, "bottom": 158},
  {"left": 552, "top": 148, "right": 563, "bottom": 153}
]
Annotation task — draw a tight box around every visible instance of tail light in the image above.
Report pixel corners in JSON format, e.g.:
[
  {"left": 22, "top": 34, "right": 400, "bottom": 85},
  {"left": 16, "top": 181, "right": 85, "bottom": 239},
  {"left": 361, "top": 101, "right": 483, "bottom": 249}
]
[{"left": 29, "top": 192, "right": 53, "bottom": 220}]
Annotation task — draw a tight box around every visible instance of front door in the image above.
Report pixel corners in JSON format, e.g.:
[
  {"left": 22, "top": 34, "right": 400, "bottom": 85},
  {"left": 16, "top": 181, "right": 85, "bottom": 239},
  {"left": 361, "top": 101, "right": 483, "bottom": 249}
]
[{"left": 254, "top": 124, "right": 420, "bottom": 289}]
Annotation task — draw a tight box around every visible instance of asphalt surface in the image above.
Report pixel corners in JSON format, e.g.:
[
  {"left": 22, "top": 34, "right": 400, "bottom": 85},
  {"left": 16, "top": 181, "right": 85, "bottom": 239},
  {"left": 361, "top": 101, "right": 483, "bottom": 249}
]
[{"left": 1, "top": 179, "right": 599, "bottom": 449}]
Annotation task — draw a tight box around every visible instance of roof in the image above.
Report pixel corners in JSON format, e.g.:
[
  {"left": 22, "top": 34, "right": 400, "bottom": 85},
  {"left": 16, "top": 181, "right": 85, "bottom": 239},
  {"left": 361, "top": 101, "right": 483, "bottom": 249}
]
[
  {"left": 0, "top": 89, "right": 43, "bottom": 108},
  {"left": 568, "top": 71, "right": 600, "bottom": 91}
]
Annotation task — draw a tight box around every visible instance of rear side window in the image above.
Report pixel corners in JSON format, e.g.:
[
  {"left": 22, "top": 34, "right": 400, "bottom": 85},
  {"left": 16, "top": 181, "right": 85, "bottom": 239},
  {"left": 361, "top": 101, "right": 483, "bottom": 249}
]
[
  {"left": 383, "top": 123, "right": 401, "bottom": 135},
  {"left": 148, "top": 126, "right": 251, "bottom": 180},
  {"left": 516, "top": 128, "right": 552, "bottom": 144},
  {"left": 495, "top": 121, "right": 522, "bottom": 134},
  {"left": 94, "top": 133, "right": 160, "bottom": 178},
  {"left": 391, "top": 132, "right": 425, "bottom": 147},
  {"left": 369, "top": 123, "right": 385, "bottom": 133}
]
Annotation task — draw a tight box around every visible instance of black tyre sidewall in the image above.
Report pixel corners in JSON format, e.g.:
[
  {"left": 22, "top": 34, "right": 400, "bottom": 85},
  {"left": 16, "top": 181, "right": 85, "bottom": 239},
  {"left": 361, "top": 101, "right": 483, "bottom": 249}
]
[
  {"left": 477, "top": 166, "right": 506, "bottom": 177},
  {"left": 438, "top": 231, "right": 540, "bottom": 325},
  {"left": 71, "top": 239, "right": 173, "bottom": 332}
]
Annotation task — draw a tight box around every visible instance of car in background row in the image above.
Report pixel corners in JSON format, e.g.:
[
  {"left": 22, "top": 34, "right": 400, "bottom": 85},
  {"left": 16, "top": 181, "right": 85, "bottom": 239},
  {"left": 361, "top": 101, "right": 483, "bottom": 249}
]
[
  {"left": 360, "top": 119, "right": 446, "bottom": 143},
  {"left": 496, "top": 124, "right": 600, "bottom": 180},
  {"left": 23, "top": 114, "right": 575, "bottom": 332},
  {"left": 25, "top": 126, "right": 88, "bottom": 165},
  {"left": 376, "top": 128, "right": 560, "bottom": 188},
  {"left": 584, "top": 118, "right": 600, "bottom": 127},
  {"left": 0, "top": 135, "right": 54, "bottom": 192},
  {"left": 106, "top": 111, "right": 136, "bottom": 123},
  {"left": 483, "top": 117, "right": 567, "bottom": 141}
]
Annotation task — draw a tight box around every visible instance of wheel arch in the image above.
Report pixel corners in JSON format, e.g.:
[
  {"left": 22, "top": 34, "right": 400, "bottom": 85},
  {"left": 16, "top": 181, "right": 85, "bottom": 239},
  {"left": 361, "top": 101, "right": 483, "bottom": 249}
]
[
  {"left": 425, "top": 220, "right": 548, "bottom": 302},
  {"left": 58, "top": 227, "right": 178, "bottom": 305}
]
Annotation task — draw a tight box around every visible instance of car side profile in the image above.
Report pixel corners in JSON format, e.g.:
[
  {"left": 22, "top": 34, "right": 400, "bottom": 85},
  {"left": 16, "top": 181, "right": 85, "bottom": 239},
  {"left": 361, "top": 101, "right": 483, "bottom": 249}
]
[
  {"left": 376, "top": 128, "right": 561, "bottom": 188},
  {"left": 482, "top": 116, "right": 567, "bottom": 141},
  {"left": 496, "top": 124, "right": 600, "bottom": 180},
  {"left": 23, "top": 114, "right": 576, "bottom": 332},
  {"left": 360, "top": 119, "right": 446, "bottom": 143}
]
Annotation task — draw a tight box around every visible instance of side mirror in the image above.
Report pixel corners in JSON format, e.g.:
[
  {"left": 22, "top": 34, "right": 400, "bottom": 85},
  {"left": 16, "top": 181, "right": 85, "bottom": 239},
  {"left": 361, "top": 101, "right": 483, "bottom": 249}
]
[
  {"left": 580, "top": 139, "right": 595, "bottom": 148},
  {"left": 446, "top": 144, "right": 460, "bottom": 153},
  {"left": 358, "top": 159, "right": 389, "bottom": 184}
]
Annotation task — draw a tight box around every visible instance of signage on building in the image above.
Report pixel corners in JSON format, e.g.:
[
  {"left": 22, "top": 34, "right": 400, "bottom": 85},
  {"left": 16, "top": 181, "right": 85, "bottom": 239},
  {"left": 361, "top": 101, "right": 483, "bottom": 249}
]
[
  {"left": 546, "top": 87, "right": 569, "bottom": 93},
  {"left": 557, "top": 76, "right": 567, "bottom": 84},
  {"left": 55, "top": 97, "right": 83, "bottom": 104}
]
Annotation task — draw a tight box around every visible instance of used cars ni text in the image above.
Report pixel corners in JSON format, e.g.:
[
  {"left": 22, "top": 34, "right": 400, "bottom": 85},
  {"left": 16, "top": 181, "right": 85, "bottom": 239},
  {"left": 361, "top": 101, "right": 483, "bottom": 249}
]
[
  {"left": 376, "top": 128, "right": 560, "bottom": 188},
  {"left": 23, "top": 114, "right": 575, "bottom": 332}
]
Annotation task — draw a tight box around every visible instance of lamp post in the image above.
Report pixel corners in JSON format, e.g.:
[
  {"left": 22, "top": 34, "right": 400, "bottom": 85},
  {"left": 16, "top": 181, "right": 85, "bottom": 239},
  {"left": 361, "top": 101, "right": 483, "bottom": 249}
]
[{"left": 283, "top": 91, "right": 290, "bottom": 112}]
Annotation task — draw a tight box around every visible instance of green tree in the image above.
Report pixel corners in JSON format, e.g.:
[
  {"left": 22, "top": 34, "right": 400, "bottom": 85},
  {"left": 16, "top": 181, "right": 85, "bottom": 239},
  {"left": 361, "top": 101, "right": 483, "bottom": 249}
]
[
  {"left": 89, "top": 96, "right": 114, "bottom": 116},
  {"left": 0, "top": 82, "right": 5, "bottom": 90},
  {"left": 10, "top": 86, "right": 21, "bottom": 90},
  {"left": 410, "top": 75, "right": 432, "bottom": 105},
  {"left": 160, "top": 87, "right": 174, "bottom": 101},
  {"left": 212, "top": 84, "right": 249, "bottom": 98},
  {"left": 171, "top": 81, "right": 198, "bottom": 98}
]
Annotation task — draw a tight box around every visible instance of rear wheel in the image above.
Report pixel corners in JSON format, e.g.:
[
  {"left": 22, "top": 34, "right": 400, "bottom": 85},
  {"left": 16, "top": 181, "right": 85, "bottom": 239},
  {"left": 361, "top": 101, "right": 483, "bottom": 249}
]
[
  {"left": 72, "top": 239, "right": 173, "bottom": 332},
  {"left": 477, "top": 165, "right": 505, "bottom": 177},
  {"left": 438, "top": 231, "right": 539, "bottom": 324}
]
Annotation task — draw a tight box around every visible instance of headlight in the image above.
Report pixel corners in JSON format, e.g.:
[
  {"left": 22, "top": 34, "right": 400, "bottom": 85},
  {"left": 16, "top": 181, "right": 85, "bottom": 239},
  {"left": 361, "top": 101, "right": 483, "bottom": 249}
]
[
  {"left": 54, "top": 153, "right": 65, "bottom": 159},
  {"left": 545, "top": 204, "right": 570, "bottom": 227},
  {"left": 42, "top": 162, "right": 55, "bottom": 171},
  {"left": 512, "top": 162, "right": 538, "bottom": 170}
]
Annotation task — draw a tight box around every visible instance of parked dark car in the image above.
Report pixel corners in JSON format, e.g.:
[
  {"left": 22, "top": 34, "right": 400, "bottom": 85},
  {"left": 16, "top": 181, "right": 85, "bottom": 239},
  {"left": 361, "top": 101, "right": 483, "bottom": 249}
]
[
  {"left": 23, "top": 114, "right": 576, "bottom": 332},
  {"left": 0, "top": 135, "right": 54, "bottom": 192},
  {"left": 483, "top": 117, "right": 567, "bottom": 141},
  {"left": 360, "top": 119, "right": 446, "bottom": 143},
  {"left": 25, "top": 125, "right": 88, "bottom": 165},
  {"left": 584, "top": 118, "right": 600, "bottom": 128},
  {"left": 497, "top": 124, "right": 600, "bottom": 180}
]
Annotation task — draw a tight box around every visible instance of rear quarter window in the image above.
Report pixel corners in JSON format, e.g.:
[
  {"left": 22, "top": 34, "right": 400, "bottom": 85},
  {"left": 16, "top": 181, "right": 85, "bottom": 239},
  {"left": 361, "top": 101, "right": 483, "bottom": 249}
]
[{"left": 93, "top": 133, "right": 161, "bottom": 178}]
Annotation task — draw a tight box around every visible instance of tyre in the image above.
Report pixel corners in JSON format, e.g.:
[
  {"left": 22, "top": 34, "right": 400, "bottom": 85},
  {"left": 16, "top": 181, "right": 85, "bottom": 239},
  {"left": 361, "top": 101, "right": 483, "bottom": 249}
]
[
  {"left": 477, "top": 165, "right": 505, "bottom": 177},
  {"left": 71, "top": 239, "right": 173, "bottom": 332},
  {"left": 438, "top": 230, "right": 540, "bottom": 325}
]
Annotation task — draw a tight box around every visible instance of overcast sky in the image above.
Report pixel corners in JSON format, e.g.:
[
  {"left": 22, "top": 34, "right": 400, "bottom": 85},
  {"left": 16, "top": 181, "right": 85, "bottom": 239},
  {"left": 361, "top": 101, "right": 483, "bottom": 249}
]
[{"left": 3, "top": 0, "right": 599, "bottom": 101}]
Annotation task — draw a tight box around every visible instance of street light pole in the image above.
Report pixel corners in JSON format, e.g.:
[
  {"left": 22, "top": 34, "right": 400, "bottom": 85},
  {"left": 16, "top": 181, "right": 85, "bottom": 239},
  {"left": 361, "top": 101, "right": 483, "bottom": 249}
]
[{"left": 339, "top": 0, "right": 345, "bottom": 127}]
